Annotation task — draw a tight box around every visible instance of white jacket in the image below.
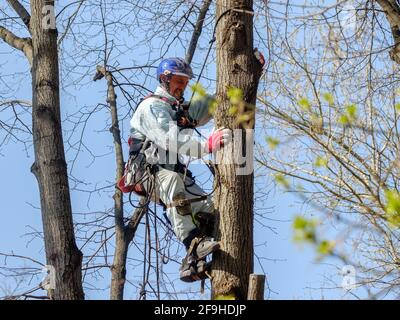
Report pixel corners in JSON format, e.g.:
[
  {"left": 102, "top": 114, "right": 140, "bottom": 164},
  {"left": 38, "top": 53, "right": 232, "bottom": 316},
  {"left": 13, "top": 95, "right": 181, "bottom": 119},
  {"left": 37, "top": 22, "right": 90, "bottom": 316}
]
[{"left": 130, "top": 86, "right": 213, "bottom": 165}]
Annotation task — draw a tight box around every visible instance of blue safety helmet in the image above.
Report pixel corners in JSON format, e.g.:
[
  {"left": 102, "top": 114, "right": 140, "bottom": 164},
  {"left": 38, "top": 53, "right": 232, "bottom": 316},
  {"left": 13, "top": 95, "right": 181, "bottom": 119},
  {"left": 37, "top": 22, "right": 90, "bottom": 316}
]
[{"left": 157, "top": 58, "right": 194, "bottom": 82}]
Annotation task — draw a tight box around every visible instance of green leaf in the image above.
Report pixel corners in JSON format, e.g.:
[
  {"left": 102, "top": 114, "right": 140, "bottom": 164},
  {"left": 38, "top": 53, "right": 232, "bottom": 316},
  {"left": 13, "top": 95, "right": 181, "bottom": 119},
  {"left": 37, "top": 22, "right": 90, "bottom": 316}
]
[
  {"left": 315, "top": 156, "right": 328, "bottom": 168},
  {"left": 274, "top": 174, "right": 290, "bottom": 189},
  {"left": 323, "top": 93, "right": 334, "bottom": 106},
  {"left": 227, "top": 87, "right": 243, "bottom": 105},
  {"left": 237, "top": 114, "right": 252, "bottom": 122},
  {"left": 292, "top": 215, "right": 317, "bottom": 243},
  {"left": 303, "top": 231, "right": 316, "bottom": 242},
  {"left": 338, "top": 114, "right": 349, "bottom": 125},
  {"left": 191, "top": 83, "right": 206, "bottom": 97},
  {"left": 298, "top": 97, "right": 311, "bottom": 111},
  {"left": 339, "top": 104, "right": 358, "bottom": 125},
  {"left": 395, "top": 103, "right": 400, "bottom": 112},
  {"left": 293, "top": 216, "right": 318, "bottom": 230},
  {"left": 385, "top": 189, "right": 400, "bottom": 214},
  {"left": 208, "top": 99, "right": 218, "bottom": 115},
  {"left": 384, "top": 189, "right": 400, "bottom": 227},
  {"left": 228, "top": 106, "right": 238, "bottom": 115},
  {"left": 266, "top": 137, "right": 280, "bottom": 150},
  {"left": 293, "top": 216, "right": 308, "bottom": 230},
  {"left": 345, "top": 104, "right": 357, "bottom": 119},
  {"left": 296, "top": 184, "right": 305, "bottom": 192},
  {"left": 317, "top": 240, "right": 335, "bottom": 255}
]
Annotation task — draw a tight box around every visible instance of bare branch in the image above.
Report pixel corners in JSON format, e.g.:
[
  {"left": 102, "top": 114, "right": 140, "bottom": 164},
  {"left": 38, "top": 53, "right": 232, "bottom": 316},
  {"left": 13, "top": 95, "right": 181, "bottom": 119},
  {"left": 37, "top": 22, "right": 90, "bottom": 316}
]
[
  {"left": 125, "top": 199, "right": 148, "bottom": 243},
  {"left": 185, "top": 0, "right": 212, "bottom": 64},
  {"left": 0, "top": 252, "right": 45, "bottom": 267},
  {"left": 0, "top": 100, "right": 31, "bottom": 107},
  {"left": 57, "top": 0, "right": 85, "bottom": 46},
  {"left": 6, "top": 0, "right": 31, "bottom": 31}
]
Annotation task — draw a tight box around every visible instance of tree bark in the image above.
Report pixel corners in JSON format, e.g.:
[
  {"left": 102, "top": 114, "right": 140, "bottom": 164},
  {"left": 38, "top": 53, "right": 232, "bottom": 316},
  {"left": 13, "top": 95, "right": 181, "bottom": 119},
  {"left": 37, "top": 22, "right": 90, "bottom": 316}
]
[
  {"left": 211, "top": 0, "right": 262, "bottom": 300},
  {"left": 110, "top": 201, "right": 147, "bottom": 300},
  {"left": 0, "top": 26, "right": 33, "bottom": 65},
  {"left": 376, "top": 0, "right": 400, "bottom": 64},
  {"left": 102, "top": 67, "right": 126, "bottom": 300},
  {"left": 30, "top": 0, "right": 84, "bottom": 299},
  {"left": 94, "top": 66, "right": 130, "bottom": 300},
  {"left": 247, "top": 274, "right": 265, "bottom": 300}
]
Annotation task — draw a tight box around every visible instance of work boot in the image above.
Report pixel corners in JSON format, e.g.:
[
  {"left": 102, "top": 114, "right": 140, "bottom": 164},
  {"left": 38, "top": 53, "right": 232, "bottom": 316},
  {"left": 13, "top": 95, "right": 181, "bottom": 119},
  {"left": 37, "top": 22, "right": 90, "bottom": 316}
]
[
  {"left": 179, "top": 255, "right": 212, "bottom": 283},
  {"left": 191, "top": 236, "right": 220, "bottom": 260},
  {"left": 183, "top": 228, "right": 220, "bottom": 260}
]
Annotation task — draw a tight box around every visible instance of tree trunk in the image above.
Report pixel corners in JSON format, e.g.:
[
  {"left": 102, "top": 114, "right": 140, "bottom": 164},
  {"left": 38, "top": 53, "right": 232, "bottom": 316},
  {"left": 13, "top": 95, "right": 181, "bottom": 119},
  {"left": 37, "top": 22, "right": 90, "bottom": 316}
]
[
  {"left": 211, "top": 0, "right": 262, "bottom": 300},
  {"left": 247, "top": 274, "right": 265, "bottom": 300},
  {"left": 30, "top": 0, "right": 84, "bottom": 300}
]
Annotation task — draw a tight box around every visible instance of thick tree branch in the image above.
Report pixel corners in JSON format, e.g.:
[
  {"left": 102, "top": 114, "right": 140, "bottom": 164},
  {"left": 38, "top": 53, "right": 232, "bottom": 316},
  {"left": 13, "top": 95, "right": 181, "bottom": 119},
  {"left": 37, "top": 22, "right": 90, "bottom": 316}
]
[
  {"left": 6, "top": 0, "right": 31, "bottom": 31},
  {"left": 185, "top": 0, "right": 212, "bottom": 64},
  {"left": 94, "top": 65, "right": 131, "bottom": 300},
  {"left": 125, "top": 198, "right": 148, "bottom": 243},
  {"left": 0, "top": 26, "right": 32, "bottom": 65},
  {"left": 94, "top": 65, "right": 125, "bottom": 229},
  {"left": 376, "top": 0, "right": 400, "bottom": 64}
]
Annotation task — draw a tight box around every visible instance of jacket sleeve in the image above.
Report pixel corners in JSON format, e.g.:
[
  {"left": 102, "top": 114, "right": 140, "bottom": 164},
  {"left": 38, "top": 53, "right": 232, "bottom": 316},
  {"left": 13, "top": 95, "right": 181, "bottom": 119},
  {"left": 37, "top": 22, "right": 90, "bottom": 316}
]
[
  {"left": 188, "top": 93, "right": 215, "bottom": 127},
  {"left": 132, "top": 101, "right": 206, "bottom": 158}
]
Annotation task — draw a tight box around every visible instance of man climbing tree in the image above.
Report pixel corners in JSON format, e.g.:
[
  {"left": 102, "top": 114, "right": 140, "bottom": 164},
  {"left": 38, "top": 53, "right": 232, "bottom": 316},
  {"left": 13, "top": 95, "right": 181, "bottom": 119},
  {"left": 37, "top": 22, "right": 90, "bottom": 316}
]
[{"left": 119, "top": 57, "right": 231, "bottom": 282}]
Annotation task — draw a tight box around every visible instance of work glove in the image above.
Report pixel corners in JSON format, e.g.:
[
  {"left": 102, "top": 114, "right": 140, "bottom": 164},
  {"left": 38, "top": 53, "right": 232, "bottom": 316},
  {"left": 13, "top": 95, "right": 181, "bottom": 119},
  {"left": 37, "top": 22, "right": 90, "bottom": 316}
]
[
  {"left": 203, "top": 128, "right": 231, "bottom": 154},
  {"left": 254, "top": 48, "right": 265, "bottom": 67}
]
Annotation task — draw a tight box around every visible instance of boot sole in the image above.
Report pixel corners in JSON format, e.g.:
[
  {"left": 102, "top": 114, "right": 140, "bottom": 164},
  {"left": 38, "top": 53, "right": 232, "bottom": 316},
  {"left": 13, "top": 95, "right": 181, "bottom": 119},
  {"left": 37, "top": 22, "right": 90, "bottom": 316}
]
[
  {"left": 196, "top": 241, "right": 220, "bottom": 260},
  {"left": 180, "top": 261, "right": 212, "bottom": 283}
]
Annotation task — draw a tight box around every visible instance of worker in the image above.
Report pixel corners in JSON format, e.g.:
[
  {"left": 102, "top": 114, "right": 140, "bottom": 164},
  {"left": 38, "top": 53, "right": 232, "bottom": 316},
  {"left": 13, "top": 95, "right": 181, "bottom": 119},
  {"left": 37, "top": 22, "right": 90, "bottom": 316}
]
[{"left": 126, "top": 57, "right": 230, "bottom": 282}]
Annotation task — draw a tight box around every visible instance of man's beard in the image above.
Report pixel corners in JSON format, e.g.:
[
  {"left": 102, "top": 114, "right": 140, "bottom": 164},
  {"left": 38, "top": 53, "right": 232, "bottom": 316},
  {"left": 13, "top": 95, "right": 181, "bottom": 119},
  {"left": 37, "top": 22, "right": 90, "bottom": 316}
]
[{"left": 173, "top": 88, "right": 184, "bottom": 99}]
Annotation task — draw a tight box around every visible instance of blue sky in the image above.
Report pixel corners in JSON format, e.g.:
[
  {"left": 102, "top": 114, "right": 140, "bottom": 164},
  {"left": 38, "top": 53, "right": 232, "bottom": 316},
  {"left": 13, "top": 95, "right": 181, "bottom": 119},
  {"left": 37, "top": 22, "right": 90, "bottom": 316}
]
[
  {"left": 0, "top": 0, "right": 369, "bottom": 300},
  {"left": 0, "top": 77, "right": 353, "bottom": 299}
]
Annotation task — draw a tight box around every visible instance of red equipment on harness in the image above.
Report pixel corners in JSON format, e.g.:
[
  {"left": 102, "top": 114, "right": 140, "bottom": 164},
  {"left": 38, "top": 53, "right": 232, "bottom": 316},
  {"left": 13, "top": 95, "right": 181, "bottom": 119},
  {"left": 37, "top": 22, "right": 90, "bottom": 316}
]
[
  {"left": 117, "top": 134, "right": 152, "bottom": 196},
  {"left": 117, "top": 178, "right": 146, "bottom": 195}
]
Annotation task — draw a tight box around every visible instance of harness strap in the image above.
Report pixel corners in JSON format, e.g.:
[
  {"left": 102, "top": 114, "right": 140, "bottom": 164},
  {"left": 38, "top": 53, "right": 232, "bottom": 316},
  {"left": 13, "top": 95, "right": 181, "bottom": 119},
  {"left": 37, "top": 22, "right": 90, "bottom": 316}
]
[
  {"left": 166, "top": 195, "right": 208, "bottom": 209},
  {"left": 144, "top": 94, "right": 198, "bottom": 129},
  {"left": 187, "top": 237, "right": 201, "bottom": 257},
  {"left": 143, "top": 94, "right": 178, "bottom": 106}
]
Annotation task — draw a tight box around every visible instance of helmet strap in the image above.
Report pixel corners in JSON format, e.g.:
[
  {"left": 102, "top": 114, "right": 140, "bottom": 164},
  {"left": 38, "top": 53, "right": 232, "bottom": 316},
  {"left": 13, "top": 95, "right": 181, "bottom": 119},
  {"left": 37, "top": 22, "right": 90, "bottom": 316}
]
[
  {"left": 160, "top": 74, "right": 171, "bottom": 92},
  {"left": 177, "top": 95, "right": 185, "bottom": 104}
]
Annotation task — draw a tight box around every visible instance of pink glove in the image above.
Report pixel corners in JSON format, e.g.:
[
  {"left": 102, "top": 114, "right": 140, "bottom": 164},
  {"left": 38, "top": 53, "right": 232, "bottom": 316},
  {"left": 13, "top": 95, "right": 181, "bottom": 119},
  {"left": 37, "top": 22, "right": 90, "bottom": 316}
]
[
  {"left": 205, "top": 128, "right": 231, "bottom": 153},
  {"left": 254, "top": 48, "right": 265, "bottom": 67}
]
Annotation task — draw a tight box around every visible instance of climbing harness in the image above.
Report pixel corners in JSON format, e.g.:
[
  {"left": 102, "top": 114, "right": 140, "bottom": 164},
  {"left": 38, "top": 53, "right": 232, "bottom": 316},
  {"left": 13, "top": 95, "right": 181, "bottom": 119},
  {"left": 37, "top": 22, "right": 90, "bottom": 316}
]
[
  {"left": 142, "top": 94, "right": 199, "bottom": 129},
  {"left": 118, "top": 93, "right": 217, "bottom": 211}
]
